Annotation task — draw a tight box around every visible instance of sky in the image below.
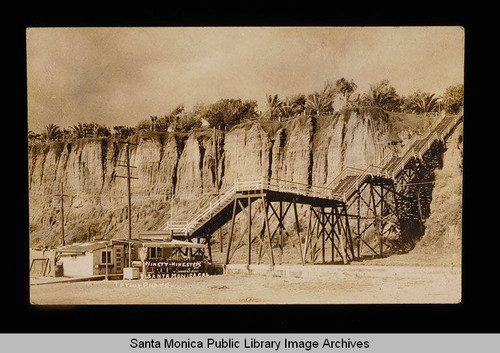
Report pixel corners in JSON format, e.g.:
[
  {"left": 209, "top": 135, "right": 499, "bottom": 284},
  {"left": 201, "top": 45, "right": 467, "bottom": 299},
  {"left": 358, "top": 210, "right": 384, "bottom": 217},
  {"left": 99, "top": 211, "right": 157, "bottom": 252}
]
[{"left": 26, "top": 26, "right": 465, "bottom": 132}]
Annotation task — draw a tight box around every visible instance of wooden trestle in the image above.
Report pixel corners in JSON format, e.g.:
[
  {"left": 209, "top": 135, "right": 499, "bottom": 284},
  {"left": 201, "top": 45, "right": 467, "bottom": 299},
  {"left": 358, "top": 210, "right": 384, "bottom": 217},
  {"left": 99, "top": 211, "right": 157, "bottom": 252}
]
[
  {"left": 222, "top": 188, "right": 345, "bottom": 270},
  {"left": 162, "top": 112, "right": 463, "bottom": 268}
]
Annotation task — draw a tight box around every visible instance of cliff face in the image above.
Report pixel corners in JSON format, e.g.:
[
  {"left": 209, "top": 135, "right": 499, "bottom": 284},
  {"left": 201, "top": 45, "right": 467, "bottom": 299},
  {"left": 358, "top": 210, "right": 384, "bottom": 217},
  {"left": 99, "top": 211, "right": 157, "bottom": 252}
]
[
  {"left": 419, "top": 121, "right": 463, "bottom": 249},
  {"left": 28, "top": 108, "right": 434, "bottom": 247}
]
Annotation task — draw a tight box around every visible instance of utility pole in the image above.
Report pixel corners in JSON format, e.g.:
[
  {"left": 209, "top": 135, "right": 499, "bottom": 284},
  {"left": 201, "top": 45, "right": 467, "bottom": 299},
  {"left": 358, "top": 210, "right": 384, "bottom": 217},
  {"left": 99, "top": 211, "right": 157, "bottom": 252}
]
[
  {"left": 54, "top": 182, "right": 70, "bottom": 247},
  {"left": 168, "top": 187, "right": 175, "bottom": 241},
  {"left": 213, "top": 126, "right": 224, "bottom": 252},
  {"left": 116, "top": 141, "right": 138, "bottom": 240},
  {"left": 170, "top": 187, "right": 174, "bottom": 225}
]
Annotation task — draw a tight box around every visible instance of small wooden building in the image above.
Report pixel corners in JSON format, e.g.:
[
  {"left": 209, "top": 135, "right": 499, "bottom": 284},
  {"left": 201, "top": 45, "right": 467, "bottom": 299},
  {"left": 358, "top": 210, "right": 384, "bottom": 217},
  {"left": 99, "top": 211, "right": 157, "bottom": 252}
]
[
  {"left": 57, "top": 240, "right": 121, "bottom": 277},
  {"left": 31, "top": 235, "right": 208, "bottom": 279}
]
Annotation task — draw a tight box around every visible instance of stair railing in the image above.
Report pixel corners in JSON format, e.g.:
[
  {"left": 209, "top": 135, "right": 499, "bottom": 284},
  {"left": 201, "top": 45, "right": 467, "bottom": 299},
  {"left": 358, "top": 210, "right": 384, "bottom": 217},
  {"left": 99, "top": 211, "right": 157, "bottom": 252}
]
[
  {"left": 339, "top": 164, "right": 390, "bottom": 202},
  {"left": 440, "top": 113, "right": 463, "bottom": 142},
  {"left": 186, "top": 185, "right": 237, "bottom": 232},
  {"left": 378, "top": 150, "right": 396, "bottom": 169},
  {"left": 166, "top": 175, "right": 339, "bottom": 235},
  {"left": 262, "top": 176, "right": 336, "bottom": 198},
  {"left": 161, "top": 182, "right": 238, "bottom": 234}
]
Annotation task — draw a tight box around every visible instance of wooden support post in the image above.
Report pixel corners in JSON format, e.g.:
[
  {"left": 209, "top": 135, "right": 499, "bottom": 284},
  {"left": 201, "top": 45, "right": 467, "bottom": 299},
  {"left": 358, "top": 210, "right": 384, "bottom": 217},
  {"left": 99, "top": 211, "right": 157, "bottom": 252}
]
[
  {"left": 269, "top": 201, "right": 293, "bottom": 264},
  {"left": 257, "top": 220, "right": 266, "bottom": 264},
  {"left": 311, "top": 208, "right": 321, "bottom": 263},
  {"left": 262, "top": 196, "right": 275, "bottom": 271},
  {"left": 228, "top": 199, "right": 259, "bottom": 263},
  {"left": 370, "top": 184, "right": 382, "bottom": 256},
  {"left": 128, "top": 242, "right": 132, "bottom": 267},
  {"left": 311, "top": 210, "right": 320, "bottom": 263},
  {"left": 219, "top": 228, "right": 223, "bottom": 253},
  {"left": 357, "top": 191, "right": 361, "bottom": 258},
  {"left": 225, "top": 199, "right": 238, "bottom": 265},
  {"left": 330, "top": 208, "right": 335, "bottom": 263},
  {"left": 417, "top": 186, "right": 425, "bottom": 236},
  {"left": 328, "top": 207, "right": 343, "bottom": 260},
  {"left": 279, "top": 201, "right": 284, "bottom": 263},
  {"left": 334, "top": 206, "right": 347, "bottom": 264},
  {"left": 380, "top": 185, "right": 385, "bottom": 255},
  {"left": 207, "top": 236, "right": 213, "bottom": 264},
  {"left": 303, "top": 206, "right": 313, "bottom": 263},
  {"left": 343, "top": 203, "right": 355, "bottom": 260},
  {"left": 321, "top": 208, "right": 325, "bottom": 264},
  {"left": 247, "top": 196, "right": 252, "bottom": 268},
  {"left": 105, "top": 244, "right": 109, "bottom": 280},
  {"left": 292, "top": 200, "right": 304, "bottom": 266}
]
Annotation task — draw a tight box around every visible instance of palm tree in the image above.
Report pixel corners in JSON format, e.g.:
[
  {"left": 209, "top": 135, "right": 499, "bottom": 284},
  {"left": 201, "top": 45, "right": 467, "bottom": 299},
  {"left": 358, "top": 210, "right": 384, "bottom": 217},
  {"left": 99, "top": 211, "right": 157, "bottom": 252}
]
[
  {"left": 71, "top": 122, "right": 85, "bottom": 138},
  {"left": 28, "top": 130, "right": 41, "bottom": 140},
  {"left": 150, "top": 116, "right": 158, "bottom": 131},
  {"left": 83, "top": 122, "right": 97, "bottom": 137},
  {"left": 363, "top": 90, "right": 398, "bottom": 110},
  {"left": 335, "top": 78, "right": 358, "bottom": 108},
  {"left": 288, "top": 94, "right": 307, "bottom": 116},
  {"left": 279, "top": 100, "right": 296, "bottom": 120},
  {"left": 42, "top": 123, "right": 62, "bottom": 141},
  {"left": 95, "top": 125, "right": 111, "bottom": 137},
  {"left": 306, "top": 93, "right": 333, "bottom": 116},
  {"left": 265, "top": 94, "right": 282, "bottom": 121},
  {"left": 361, "top": 80, "right": 399, "bottom": 110},
  {"left": 410, "top": 92, "right": 441, "bottom": 115}
]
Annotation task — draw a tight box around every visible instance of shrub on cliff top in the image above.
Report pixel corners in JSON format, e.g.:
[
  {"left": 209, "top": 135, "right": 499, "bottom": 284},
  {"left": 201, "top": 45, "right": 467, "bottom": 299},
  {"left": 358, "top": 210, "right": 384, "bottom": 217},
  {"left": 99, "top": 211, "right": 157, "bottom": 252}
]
[
  {"left": 203, "top": 98, "right": 258, "bottom": 129},
  {"left": 441, "top": 84, "right": 464, "bottom": 114},
  {"left": 113, "top": 126, "right": 136, "bottom": 139},
  {"left": 387, "top": 111, "right": 433, "bottom": 135},
  {"left": 71, "top": 122, "right": 111, "bottom": 139}
]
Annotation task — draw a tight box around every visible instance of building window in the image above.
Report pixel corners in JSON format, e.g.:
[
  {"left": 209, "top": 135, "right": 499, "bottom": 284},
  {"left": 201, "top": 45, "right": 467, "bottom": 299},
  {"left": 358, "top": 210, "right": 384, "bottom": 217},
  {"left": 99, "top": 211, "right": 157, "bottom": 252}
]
[
  {"left": 149, "top": 247, "right": 156, "bottom": 259},
  {"left": 101, "top": 250, "right": 112, "bottom": 264},
  {"left": 148, "top": 247, "right": 163, "bottom": 259}
]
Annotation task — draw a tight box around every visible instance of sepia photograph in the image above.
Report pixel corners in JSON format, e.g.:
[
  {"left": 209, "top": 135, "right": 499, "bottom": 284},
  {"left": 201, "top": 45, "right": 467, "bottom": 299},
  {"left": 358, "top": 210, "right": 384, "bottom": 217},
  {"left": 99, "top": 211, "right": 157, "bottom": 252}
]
[{"left": 26, "top": 26, "right": 464, "bottom": 305}]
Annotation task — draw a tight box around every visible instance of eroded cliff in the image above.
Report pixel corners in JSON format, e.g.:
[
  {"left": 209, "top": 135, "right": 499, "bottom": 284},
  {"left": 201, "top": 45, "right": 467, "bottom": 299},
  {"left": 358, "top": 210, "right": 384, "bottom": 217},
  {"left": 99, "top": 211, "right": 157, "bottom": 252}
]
[{"left": 29, "top": 107, "right": 439, "bottom": 248}]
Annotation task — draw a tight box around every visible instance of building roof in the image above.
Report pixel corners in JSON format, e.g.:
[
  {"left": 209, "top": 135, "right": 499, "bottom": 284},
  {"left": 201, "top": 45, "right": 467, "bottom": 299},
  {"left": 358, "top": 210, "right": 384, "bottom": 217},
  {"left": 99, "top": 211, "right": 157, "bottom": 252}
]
[
  {"left": 112, "top": 238, "right": 206, "bottom": 249},
  {"left": 138, "top": 231, "right": 172, "bottom": 241},
  {"left": 56, "top": 238, "right": 206, "bottom": 254},
  {"left": 56, "top": 240, "right": 110, "bottom": 253}
]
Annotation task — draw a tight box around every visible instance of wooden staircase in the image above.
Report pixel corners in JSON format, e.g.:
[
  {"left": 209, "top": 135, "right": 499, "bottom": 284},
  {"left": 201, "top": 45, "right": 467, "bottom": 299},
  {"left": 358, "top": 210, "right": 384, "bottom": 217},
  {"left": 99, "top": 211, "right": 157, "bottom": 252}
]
[
  {"left": 159, "top": 111, "right": 463, "bottom": 241},
  {"left": 324, "top": 112, "right": 463, "bottom": 202}
]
